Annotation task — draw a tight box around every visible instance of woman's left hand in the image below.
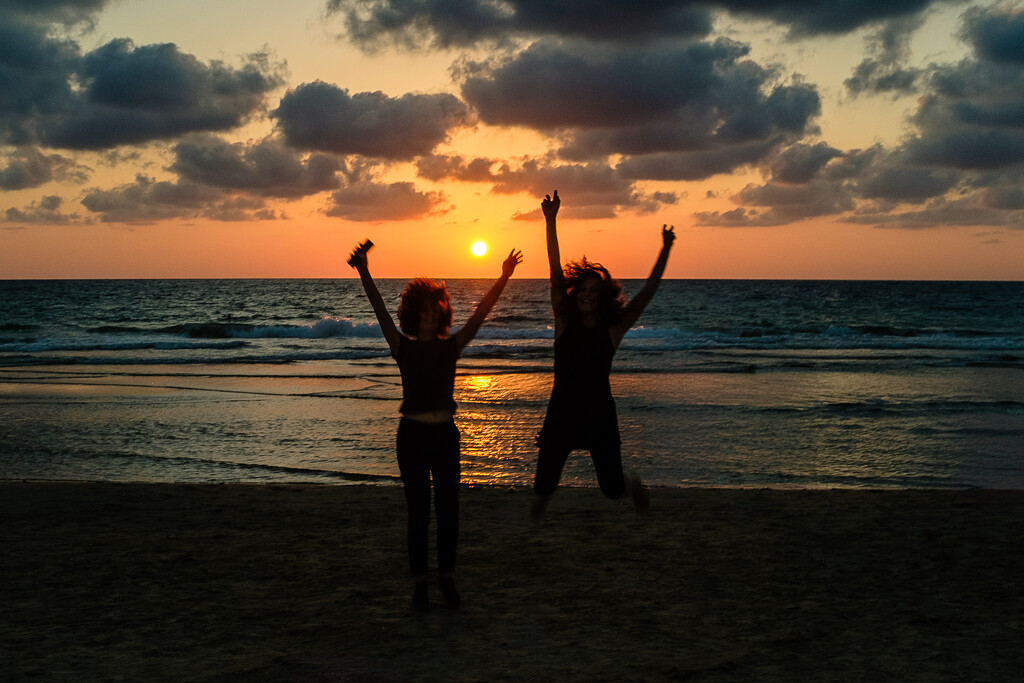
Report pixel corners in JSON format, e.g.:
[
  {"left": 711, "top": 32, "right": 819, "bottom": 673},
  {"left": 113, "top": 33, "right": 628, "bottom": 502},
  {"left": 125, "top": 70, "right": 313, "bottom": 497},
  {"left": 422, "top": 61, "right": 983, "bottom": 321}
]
[{"left": 662, "top": 225, "right": 676, "bottom": 248}]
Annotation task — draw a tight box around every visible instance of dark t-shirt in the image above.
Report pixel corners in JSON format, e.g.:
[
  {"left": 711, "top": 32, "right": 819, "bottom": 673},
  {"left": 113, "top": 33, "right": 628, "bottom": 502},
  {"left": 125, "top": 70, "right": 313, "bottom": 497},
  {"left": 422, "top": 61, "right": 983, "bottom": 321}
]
[
  {"left": 395, "top": 335, "right": 459, "bottom": 415},
  {"left": 539, "top": 322, "right": 620, "bottom": 448}
]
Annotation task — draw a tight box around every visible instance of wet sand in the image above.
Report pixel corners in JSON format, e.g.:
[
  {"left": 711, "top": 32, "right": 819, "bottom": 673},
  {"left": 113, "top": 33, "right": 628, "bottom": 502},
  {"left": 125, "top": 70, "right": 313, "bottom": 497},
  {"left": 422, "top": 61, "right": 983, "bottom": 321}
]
[{"left": 2, "top": 483, "right": 1023, "bottom": 681}]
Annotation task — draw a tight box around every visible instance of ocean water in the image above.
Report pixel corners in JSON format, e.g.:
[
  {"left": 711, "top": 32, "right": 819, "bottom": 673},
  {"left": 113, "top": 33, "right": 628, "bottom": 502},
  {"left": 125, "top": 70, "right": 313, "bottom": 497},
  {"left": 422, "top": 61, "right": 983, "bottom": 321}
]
[{"left": 1, "top": 279, "right": 1022, "bottom": 489}]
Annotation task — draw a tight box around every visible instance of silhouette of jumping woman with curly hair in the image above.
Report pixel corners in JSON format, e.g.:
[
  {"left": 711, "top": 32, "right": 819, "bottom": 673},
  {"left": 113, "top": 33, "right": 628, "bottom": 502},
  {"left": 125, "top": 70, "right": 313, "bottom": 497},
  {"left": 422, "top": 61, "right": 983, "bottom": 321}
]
[{"left": 531, "top": 190, "right": 675, "bottom": 521}]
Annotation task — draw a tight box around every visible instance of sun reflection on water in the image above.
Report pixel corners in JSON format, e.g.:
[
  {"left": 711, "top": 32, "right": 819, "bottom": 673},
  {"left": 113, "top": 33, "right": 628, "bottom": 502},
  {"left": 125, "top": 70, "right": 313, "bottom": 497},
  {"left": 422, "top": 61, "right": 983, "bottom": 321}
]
[{"left": 456, "top": 373, "right": 546, "bottom": 486}]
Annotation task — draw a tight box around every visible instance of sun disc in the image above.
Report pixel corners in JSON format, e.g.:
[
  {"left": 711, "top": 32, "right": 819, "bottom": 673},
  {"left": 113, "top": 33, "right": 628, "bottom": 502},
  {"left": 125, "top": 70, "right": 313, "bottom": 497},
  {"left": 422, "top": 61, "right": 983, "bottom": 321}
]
[{"left": 471, "top": 241, "right": 487, "bottom": 257}]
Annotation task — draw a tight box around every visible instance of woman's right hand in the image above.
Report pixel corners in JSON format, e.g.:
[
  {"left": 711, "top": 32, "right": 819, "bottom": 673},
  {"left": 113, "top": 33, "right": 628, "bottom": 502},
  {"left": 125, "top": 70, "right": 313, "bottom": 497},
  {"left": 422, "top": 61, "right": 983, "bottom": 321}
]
[
  {"left": 347, "top": 240, "right": 372, "bottom": 269},
  {"left": 541, "top": 190, "right": 560, "bottom": 219}
]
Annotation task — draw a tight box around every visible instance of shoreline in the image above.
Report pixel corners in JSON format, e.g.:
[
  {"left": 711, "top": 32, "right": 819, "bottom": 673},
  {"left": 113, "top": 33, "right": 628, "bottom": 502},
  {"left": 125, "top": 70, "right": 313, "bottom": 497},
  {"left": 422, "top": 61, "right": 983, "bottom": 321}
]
[{"left": 4, "top": 482, "right": 1023, "bottom": 680}]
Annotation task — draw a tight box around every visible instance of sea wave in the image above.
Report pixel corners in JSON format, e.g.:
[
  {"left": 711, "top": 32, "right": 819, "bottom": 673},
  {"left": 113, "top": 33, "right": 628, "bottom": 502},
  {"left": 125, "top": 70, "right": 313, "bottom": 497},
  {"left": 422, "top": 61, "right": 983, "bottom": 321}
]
[
  {"left": 87, "top": 317, "right": 384, "bottom": 339},
  {"left": 3, "top": 319, "right": 1022, "bottom": 368},
  {"left": 624, "top": 325, "right": 1024, "bottom": 352},
  {"left": 68, "top": 318, "right": 1024, "bottom": 351}
]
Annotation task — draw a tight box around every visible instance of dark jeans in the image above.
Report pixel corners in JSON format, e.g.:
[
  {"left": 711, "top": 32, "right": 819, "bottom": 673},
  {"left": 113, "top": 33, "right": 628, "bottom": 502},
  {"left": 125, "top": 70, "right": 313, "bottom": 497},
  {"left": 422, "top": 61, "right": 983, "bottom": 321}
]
[{"left": 396, "top": 418, "right": 461, "bottom": 576}]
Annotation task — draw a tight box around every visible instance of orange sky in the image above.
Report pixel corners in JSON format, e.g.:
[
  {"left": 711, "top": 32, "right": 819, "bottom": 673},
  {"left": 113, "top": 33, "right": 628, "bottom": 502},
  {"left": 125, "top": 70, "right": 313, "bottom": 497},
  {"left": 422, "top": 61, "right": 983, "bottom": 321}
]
[{"left": 2, "top": 0, "right": 1023, "bottom": 280}]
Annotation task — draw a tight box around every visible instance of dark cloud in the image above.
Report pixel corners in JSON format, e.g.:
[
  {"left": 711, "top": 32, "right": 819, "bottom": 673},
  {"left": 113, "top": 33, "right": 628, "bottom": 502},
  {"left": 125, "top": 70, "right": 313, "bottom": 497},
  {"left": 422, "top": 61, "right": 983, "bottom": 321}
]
[
  {"left": 0, "top": 147, "right": 90, "bottom": 190},
  {"left": 326, "top": 0, "right": 961, "bottom": 52},
  {"left": 40, "top": 40, "right": 286, "bottom": 149},
  {"left": 842, "top": 198, "right": 1024, "bottom": 229},
  {"left": 695, "top": 178, "right": 853, "bottom": 226},
  {"left": 617, "top": 139, "right": 780, "bottom": 180},
  {"left": 726, "top": 0, "right": 954, "bottom": 38},
  {"left": 845, "top": 16, "right": 925, "bottom": 97},
  {"left": 855, "top": 162, "right": 959, "bottom": 202},
  {"left": 978, "top": 183, "right": 1024, "bottom": 211},
  {"left": 904, "top": 58, "right": 1024, "bottom": 170},
  {"left": 962, "top": 5, "right": 1024, "bottom": 65},
  {"left": 0, "top": 16, "right": 80, "bottom": 145},
  {"left": 460, "top": 39, "right": 820, "bottom": 180},
  {"left": 845, "top": 61, "right": 920, "bottom": 96},
  {"left": 326, "top": 0, "right": 713, "bottom": 51},
  {"left": 489, "top": 159, "right": 640, "bottom": 208},
  {"left": 417, "top": 154, "right": 677, "bottom": 217},
  {"left": 326, "top": 181, "right": 449, "bottom": 221},
  {"left": 79, "top": 174, "right": 279, "bottom": 223},
  {"left": 0, "top": 0, "right": 107, "bottom": 25},
  {"left": 766, "top": 142, "right": 843, "bottom": 184},
  {"left": 460, "top": 39, "right": 750, "bottom": 130},
  {"left": 1, "top": 16, "right": 285, "bottom": 149},
  {"left": 3, "top": 194, "right": 82, "bottom": 224},
  {"left": 273, "top": 81, "right": 469, "bottom": 159},
  {"left": 693, "top": 141, "right": 977, "bottom": 228},
  {"left": 170, "top": 135, "right": 342, "bottom": 198},
  {"left": 416, "top": 153, "right": 497, "bottom": 182}
]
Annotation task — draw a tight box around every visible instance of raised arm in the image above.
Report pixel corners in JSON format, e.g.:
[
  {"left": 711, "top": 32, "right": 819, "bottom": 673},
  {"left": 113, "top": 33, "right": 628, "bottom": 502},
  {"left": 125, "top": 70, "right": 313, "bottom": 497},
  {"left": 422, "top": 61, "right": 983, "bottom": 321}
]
[
  {"left": 348, "top": 241, "right": 401, "bottom": 357},
  {"left": 611, "top": 225, "right": 675, "bottom": 347},
  {"left": 454, "top": 249, "right": 523, "bottom": 352},
  {"left": 542, "top": 191, "right": 567, "bottom": 316}
]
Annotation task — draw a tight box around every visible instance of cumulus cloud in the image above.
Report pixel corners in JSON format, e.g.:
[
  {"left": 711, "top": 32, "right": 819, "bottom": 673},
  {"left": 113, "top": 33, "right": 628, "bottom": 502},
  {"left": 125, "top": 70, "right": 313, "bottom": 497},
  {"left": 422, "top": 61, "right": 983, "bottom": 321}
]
[
  {"left": 43, "top": 40, "right": 286, "bottom": 149},
  {"left": 416, "top": 153, "right": 498, "bottom": 182},
  {"left": 766, "top": 142, "right": 843, "bottom": 184},
  {"left": 326, "top": 0, "right": 714, "bottom": 51},
  {"left": 0, "top": 15, "right": 81, "bottom": 146},
  {"left": 325, "top": 0, "right": 960, "bottom": 51},
  {"left": 0, "top": 147, "right": 90, "bottom": 190},
  {"left": 273, "top": 82, "right": 470, "bottom": 159},
  {"left": 904, "top": 61, "right": 1024, "bottom": 170},
  {"left": 3, "top": 195, "right": 82, "bottom": 225},
  {"left": 79, "top": 174, "right": 279, "bottom": 223},
  {"left": 730, "top": 0, "right": 956, "bottom": 38},
  {"left": 694, "top": 4, "right": 1024, "bottom": 230},
  {"left": 617, "top": 139, "right": 782, "bottom": 180},
  {"left": 843, "top": 197, "right": 1024, "bottom": 229},
  {"left": 170, "top": 135, "right": 342, "bottom": 198},
  {"left": 0, "top": 19, "right": 285, "bottom": 150},
  {"left": 845, "top": 16, "right": 924, "bottom": 96},
  {"left": 695, "top": 178, "right": 853, "bottom": 226},
  {"left": 326, "top": 181, "right": 449, "bottom": 221},
  {"left": 0, "top": 0, "right": 108, "bottom": 25},
  {"left": 459, "top": 39, "right": 821, "bottom": 180},
  {"left": 460, "top": 39, "right": 748, "bottom": 130},
  {"left": 417, "top": 154, "right": 678, "bottom": 217},
  {"left": 961, "top": 4, "right": 1024, "bottom": 64},
  {"left": 9, "top": 0, "right": 1022, "bottom": 235}
]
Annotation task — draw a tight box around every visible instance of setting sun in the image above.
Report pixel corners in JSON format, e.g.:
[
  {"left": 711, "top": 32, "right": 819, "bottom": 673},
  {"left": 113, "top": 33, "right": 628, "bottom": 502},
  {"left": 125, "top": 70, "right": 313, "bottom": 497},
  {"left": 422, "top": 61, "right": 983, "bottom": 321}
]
[{"left": 471, "top": 241, "right": 487, "bottom": 257}]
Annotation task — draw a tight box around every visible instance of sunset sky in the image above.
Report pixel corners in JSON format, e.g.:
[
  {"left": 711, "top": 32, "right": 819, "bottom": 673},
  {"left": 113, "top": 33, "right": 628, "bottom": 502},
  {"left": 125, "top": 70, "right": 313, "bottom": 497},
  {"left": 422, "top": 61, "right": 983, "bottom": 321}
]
[{"left": 2, "top": 0, "right": 1023, "bottom": 279}]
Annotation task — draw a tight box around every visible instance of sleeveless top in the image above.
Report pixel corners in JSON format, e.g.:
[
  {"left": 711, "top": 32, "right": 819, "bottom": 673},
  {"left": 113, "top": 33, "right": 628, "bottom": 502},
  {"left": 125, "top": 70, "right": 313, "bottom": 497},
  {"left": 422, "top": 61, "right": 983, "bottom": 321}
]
[
  {"left": 395, "top": 335, "right": 459, "bottom": 415},
  {"left": 539, "top": 322, "right": 620, "bottom": 448}
]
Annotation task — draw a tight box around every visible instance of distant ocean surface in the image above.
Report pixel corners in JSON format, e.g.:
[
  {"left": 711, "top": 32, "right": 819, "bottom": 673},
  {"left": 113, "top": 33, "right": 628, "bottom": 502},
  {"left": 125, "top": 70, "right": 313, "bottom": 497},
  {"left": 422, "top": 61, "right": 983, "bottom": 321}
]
[{"left": 2, "top": 279, "right": 1022, "bottom": 489}]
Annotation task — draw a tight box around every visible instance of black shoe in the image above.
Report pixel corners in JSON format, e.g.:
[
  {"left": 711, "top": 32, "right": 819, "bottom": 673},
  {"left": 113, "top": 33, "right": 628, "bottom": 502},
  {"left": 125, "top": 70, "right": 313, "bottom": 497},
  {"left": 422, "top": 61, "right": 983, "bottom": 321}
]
[
  {"left": 437, "top": 576, "right": 461, "bottom": 608},
  {"left": 412, "top": 579, "right": 429, "bottom": 612}
]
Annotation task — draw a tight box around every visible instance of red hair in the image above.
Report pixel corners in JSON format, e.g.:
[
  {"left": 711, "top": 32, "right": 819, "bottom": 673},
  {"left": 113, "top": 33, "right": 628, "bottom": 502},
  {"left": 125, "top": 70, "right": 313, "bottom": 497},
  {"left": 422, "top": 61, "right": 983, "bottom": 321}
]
[{"left": 397, "top": 278, "right": 452, "bottom": 336}]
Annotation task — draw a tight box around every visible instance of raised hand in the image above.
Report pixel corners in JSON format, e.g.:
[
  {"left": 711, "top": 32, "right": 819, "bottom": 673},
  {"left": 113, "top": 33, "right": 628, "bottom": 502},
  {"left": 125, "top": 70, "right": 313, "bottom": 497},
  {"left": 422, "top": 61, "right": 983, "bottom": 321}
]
[
  {"left": 503, "top": 248, "right": 523, "bottom": 277},
  {"left": 661, "top": 224, "right": 676, "bottom": 248},
  {"left": 541, "top": 190, "right": 560, "bottom": 219},
  {"left": 347, "top": 239, "right": 373, "bottom": 269}
]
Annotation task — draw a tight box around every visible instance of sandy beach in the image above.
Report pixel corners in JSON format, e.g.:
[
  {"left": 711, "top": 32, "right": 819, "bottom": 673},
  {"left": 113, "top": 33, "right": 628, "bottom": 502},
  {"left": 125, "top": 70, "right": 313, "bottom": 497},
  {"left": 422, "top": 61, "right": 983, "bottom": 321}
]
[{"left": 2, "top": 483, "right": 1022, "bottom": 681}]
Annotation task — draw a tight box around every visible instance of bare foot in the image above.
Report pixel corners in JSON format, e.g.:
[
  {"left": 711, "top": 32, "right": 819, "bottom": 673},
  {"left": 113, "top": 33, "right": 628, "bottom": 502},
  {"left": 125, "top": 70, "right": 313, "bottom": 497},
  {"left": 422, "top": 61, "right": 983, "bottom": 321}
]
[
  {"left": 530, "top": 493, "right": 550, "bottom": 522},
  {"left": 626, "top": 472, "right": 650, "bottom": 514}
]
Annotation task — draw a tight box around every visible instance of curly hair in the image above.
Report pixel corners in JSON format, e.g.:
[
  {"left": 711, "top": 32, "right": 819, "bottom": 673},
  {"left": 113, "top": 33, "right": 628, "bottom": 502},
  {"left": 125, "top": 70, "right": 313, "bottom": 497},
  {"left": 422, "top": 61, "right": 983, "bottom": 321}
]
[
  {"left": 560, "top": 258, "right": 626, "bottom": 326},
  {"left": 397, "top": 277, "right": 452, "bottom": 336}
]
